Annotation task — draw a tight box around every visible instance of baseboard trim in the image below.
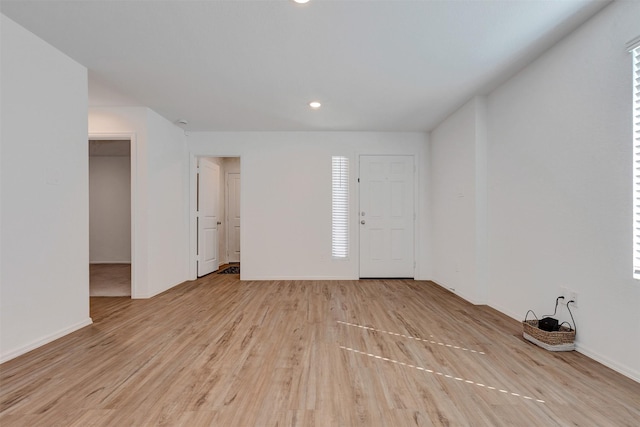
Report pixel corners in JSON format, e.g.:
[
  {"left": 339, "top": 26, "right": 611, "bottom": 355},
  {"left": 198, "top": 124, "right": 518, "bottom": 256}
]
[
  {"left": 140, "top": 279, "right": 190, "bottom": 299},
  {"left": 430, "top": 278, "right": 485, "bottom": 305},
  {"left": 430, "top": 278, "right": 639, "bottom": 384},
  {"left": 240, "top": 276, "right": 431, "bottom": 281},
  {"left": 0, "top": 317, "right": 93, "bottom": 364},
  {"left": 240, "top": 275, "right": 359, "bottom": 281},
  {"left": 575, "top": 344, "right": 640, "bottom": 383},
  {"left": 485, "top": 304, "right": 640, "bottom": 384}
]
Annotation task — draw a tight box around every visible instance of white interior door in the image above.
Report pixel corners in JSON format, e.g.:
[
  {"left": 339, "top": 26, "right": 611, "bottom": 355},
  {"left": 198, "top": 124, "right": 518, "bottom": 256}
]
[
  {"left": 227, "top": 172, "right": 241, "bottom": 263},
  {"left": 359, "top": 155, "right": 414, "bottom": 278},
  {"left": 197, "top": 158, "right": 220, "bottom": 277}
]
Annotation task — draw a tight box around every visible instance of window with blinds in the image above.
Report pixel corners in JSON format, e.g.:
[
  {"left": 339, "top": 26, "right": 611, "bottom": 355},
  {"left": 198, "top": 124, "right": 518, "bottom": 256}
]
[
  {"left": 332, "top": 156, "right": 349, "bottom": 259},
  {"left": 631, "top": 40, "right": 640, "bottom": 279}
]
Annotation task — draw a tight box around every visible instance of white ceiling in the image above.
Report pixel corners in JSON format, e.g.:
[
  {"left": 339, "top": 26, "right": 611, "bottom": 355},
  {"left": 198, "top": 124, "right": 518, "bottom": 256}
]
[{"left": 1, "top": 0, "right": 611, "bottom": 132}]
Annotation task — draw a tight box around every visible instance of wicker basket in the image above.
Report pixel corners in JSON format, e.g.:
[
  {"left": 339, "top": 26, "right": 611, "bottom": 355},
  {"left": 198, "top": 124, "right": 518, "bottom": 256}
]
[{"left": 522, "top": 310, "right": 576, "bottom": 352}]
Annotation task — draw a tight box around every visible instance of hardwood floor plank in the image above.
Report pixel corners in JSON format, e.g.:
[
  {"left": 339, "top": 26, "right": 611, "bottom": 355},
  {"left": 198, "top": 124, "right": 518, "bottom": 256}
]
[{"left": 1, "top": 276, "right": 638, "bottom": 426}]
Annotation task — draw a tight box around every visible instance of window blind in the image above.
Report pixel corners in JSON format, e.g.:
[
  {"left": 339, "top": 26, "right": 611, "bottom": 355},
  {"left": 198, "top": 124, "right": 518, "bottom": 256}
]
[
  {"left": 632, "top": 45, "right": 640, "bottom": 278},
  {"left": 332, "top": 156, "right": 349, "bottom": 259}
]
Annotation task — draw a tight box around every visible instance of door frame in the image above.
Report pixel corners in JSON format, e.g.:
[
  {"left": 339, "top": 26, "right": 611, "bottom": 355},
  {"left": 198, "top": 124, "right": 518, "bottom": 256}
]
[
  {"left": 88, "top": 132, "right": 138, "bottom": 297},
  {"left": 188, "top": 153, "right": 242, "bottom": 280},
  {"left": 357, "top": 154, "right": 417, "bottom": 279}
]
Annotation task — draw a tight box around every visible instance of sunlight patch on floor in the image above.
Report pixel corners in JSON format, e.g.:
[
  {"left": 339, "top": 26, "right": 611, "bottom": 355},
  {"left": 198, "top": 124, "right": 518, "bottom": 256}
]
[
  {"left": 337, "top": 320, "right": 486, "bottom": 355},
  {"left": 339, "top": 346, "right": 545, "bottom": 404}
]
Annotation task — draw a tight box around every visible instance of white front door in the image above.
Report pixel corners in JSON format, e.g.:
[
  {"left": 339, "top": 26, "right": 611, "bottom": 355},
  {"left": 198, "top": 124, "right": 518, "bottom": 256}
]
[
  {"left": 197, "top": 158, "right": 220, "bottom": 277},
  {"left": 359, "top": 155, "right": 414, "bottom": 278},
  {"left": 227, "top": 172, "right": 241, "bottom": 263}
]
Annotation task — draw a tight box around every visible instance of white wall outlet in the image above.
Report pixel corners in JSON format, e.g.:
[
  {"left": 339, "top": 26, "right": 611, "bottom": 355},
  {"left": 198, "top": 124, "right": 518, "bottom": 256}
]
[{"left": 569, "top": 291, "right": 578, "bottom": 308}]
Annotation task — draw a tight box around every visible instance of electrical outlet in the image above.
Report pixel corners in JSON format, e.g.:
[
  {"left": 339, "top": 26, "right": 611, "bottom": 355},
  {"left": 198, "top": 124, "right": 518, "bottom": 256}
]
[{"left": 569, "top": 291, "right": 578, "bottom": 308}]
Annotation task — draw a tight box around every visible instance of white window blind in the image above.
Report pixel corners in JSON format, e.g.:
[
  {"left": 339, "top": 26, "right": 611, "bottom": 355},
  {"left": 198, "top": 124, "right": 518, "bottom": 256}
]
[
  {"left": 332, "top": 156, "right": 349, "bottom": 259},
  {"left": 632, "top": 44, "right": 640, "bottom": 278}
]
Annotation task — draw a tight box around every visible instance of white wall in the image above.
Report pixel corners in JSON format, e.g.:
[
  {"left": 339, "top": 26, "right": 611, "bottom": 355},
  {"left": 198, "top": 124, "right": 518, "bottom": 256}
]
[
  {"left": 430, "top": 97, "right": 487, "bottom": 303},
  {"left": 1, "top": 15, "right": 91, "bottom": 362},
  {"left": 146, "top": 110, "right": 190, "bottom": 292},
  {"left": 88, "top": 107, "right": 189, "bottom": 298},
  {"left": 187, "top": 132, "right": 430, "bottom": 280},
  {"left": 484, "top": 1, "right": 639, "bottom": 380},
  {"left": 89, "top": 154, "right": 131, "bottom": 263},
  {"left": 428, "top": 0, "right": 639, "bottom": 382}
]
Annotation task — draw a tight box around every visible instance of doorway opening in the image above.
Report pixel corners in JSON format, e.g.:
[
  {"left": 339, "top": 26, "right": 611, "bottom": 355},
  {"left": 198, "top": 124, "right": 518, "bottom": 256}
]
[
  {"left": 88, "top": 138, "right": 133, "bottom": 297},
  {"left": 192, "top": 156, "right": 241, "bottom": 278}
]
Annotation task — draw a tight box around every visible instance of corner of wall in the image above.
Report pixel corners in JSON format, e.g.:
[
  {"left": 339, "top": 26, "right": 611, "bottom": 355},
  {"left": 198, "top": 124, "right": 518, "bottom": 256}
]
[{"left": 474, "top": 96, "right": 488, "bottom": 304}]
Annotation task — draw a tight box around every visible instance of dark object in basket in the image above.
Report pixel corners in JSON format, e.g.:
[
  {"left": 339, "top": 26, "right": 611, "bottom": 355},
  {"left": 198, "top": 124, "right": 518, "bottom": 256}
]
[{"left": 538, "top": 316, "right": 559, "bottom": 332}]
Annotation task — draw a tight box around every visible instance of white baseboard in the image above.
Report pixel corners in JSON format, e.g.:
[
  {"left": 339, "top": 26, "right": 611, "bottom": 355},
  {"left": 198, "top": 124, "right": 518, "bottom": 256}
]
[
  {"left": 429, "top": 278, "right": 485, "bottom": 305},
  {"left": 484, "top": 304, "right": 640, "bottom": 384},
  {"left": 430, "top": 279, "right": 639, "bottom": 384},
  {"left": 240, "top": 275, "right": 358, "bottom": 281},
  {"left": 139, "top": 279, "right": 189, "bottom": 299},
  {"left": 0, "top": 317, "right": 93, "bottom": 364},
  {"left": 487, "top": 301, "right": 522, "bottom": 323},
  {"left": 575, "top": 344, "right": 640, "bottom": 383},
  {"left": 240, "top": 276, "right": 440, "bottom": 282}
]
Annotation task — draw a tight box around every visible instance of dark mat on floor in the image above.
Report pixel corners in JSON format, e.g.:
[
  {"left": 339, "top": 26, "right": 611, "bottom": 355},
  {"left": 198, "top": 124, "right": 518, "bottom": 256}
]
[{"left": 218, "top": 265, "right": 240, "bottom": 274}]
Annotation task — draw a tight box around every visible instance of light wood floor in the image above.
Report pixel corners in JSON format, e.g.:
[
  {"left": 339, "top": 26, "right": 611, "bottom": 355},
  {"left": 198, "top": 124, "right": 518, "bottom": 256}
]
[{"left": 1, "top": 276, "right": 638, "bottom": 426}]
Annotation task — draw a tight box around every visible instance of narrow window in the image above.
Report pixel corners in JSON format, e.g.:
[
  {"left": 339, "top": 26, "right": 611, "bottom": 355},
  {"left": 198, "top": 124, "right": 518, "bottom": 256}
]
[
  {"left": 631, "top": 39, "right": 640, "bottom": 278},
  {"left": 332, "top": 156, "right": 349, "bottom": 259}
]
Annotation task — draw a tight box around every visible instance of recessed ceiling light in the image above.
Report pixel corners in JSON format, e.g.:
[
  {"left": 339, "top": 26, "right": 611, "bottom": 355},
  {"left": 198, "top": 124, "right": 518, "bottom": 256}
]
[
  {"left": 309, "top": 101, "right": 321, "bottom": 109},
  {"left": 293, "top": 0, "right": 310, "bottom": 4}
]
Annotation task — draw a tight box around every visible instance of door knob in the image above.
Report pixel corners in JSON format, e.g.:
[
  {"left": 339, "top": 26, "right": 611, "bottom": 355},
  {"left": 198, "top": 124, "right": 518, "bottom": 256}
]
[{"left": 361, "top": 220, "right": 366, "bottom": 225}]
